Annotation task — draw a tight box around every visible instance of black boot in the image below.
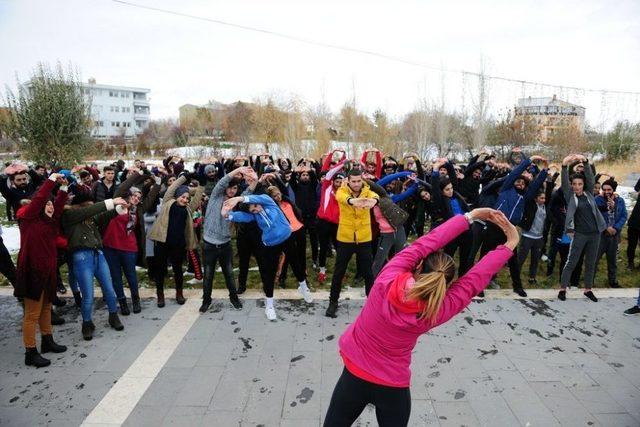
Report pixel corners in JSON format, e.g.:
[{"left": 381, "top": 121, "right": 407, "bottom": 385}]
[
  {"left": 157, "top": 288, "right": 165, "bottom": 308},
  {"left": 237, "top": 284, "right": 246, "bottom": 295},
  {"left": 108, "top": 312, "right": 124, "bottom": 331},
  {"left": 51, "top": 309, "right": 65, "bottom": 326},
  {"left": 175, "top": 287, "right": 186, "bottom": 305},
  {"left": 73, "top": 291, "right": 82, "bottom": 307},
  {"left": 325, "top": 300, "right": 338, "bottom": 318},
  {"left": 230, "top": 294, "right": 243, "bottom": 310},
  {"left": 82, "top": 321, "right": 93, "bottom": 341},
  {"left": 41, "top": 335, "right": 67, "bottom": 354},
  {"left": 25, "top": 348, "right": 51, "bottom": 368},
  {"left": 131, "top": 296, "right": 141, "bottom": 314},
  {"left": 199, "top": 298, "right": 211, "bottom": 313},
  {"left": 118, "top": 298, "right": 130, "bottom": 316},
  {"left": 52, "top": 295, "right": 66, "bottom": 307}
]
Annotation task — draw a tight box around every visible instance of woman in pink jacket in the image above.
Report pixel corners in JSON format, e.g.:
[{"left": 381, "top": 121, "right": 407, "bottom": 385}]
[{"left": 323, "top": 208, "right": 519, "bottom": 426}]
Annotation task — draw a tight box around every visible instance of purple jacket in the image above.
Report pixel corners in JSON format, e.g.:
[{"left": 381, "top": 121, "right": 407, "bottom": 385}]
[{"left": 338, "top": 215, "right": 513, "bottom": 386}]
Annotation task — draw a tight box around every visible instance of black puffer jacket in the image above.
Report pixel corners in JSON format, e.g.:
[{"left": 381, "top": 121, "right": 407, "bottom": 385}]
[{"left": 628, "top": 177, "right": 640, "bottom": 229}]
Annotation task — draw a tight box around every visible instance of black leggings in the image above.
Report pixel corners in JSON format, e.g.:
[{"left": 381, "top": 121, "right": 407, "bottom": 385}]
[
  {"left": 260, "top": 235, "right": 306, "bottom": 297},
  {"left": 154, "top": 242, "right": 185, "bottom": 292},
  {"left": 318, "top": 219, "right": 338, "bottom": 268},
  {"left": 324, "top": 368, "right": 411, "bottom": 427}
]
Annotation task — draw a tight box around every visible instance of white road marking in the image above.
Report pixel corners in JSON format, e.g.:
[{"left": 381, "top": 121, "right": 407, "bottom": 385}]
[{"left": 81, "top": 298, "right": 201, "bottom": 427}]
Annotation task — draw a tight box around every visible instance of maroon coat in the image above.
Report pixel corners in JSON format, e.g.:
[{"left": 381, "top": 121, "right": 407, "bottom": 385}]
[{"left": 14, "top": 179, "right": 67, "bottom": 302}]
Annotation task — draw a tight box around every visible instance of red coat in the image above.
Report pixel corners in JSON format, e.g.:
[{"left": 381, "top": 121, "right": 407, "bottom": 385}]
[{"left": 14, "top": 179, "right": 67, "bottom": 302}]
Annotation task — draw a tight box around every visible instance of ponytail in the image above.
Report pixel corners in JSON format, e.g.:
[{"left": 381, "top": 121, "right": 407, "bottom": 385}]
[{"left": 406, "top": 251, "right": 455, "bottom": 323}]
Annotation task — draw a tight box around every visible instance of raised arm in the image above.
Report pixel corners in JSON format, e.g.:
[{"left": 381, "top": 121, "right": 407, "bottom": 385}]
[
  {"left": 561, "top": 166, "right": 572, "bottom": 202},
  {"left": 583, "top": 160, "right": 595, "bottom": 193},
  {"left": 433, "top": 245, "right": 513, "bottom": 327},
  {"left": 18, "top": 177, "right": 57, "bottom": 220},
  {"left": 524, "top": 168, "right": 549, "bottom": 200},
  {"left": 377, "top": 171, "right": 412, "bottom": 187},
  {"left": 500, "top": 158, "right": 532, "bottom": 192},
  {"left": 376, "top": 215, "right": 470, "bottom": 287},
  {"left": 392, "top": 182, "right": 419, "bottom": 203}
]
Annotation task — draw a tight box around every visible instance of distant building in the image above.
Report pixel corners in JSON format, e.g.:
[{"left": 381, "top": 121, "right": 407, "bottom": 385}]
[
  {"left": 24, "top": 78, "right": 150, "bottom": 139},
  {"left": 514, "top": 95, "right": 585, "bottom": 143}
]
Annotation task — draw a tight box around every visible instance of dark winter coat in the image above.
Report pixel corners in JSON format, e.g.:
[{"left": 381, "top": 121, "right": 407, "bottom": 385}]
[{"left": 14, "top": 179, "right": 67, "bottom": 302}]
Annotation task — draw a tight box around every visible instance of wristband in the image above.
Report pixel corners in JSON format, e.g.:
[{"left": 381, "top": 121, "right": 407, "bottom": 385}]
[{"left": 463, "top": 212, "right": 474, "bottom": 225}]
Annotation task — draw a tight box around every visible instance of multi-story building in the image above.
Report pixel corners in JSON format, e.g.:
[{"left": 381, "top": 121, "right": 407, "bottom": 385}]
[
  {"left": 514, "top": 95, "right": 585, "bottom": 143},
  {"left": 82, "top": 78, "right": 150, "bottom": 138}
]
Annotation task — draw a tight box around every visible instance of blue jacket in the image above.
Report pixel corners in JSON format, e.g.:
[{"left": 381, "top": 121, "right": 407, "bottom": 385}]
[
  {"left": 227, "top": 194, "right": 291, "bottom": 246},
  {"left": 595, "top": 195, "right": 627, "bottom": 233},
  {"left": 495, "top": 158, "right": 548, "bottom": 225},
  {"left": 376, "top": 171, "right": 419, "bottom": 203}
]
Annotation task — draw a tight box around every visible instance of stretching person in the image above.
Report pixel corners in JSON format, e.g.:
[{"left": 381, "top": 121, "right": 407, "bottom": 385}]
[
  {"left": 316, "top": 154, "right": 346, "bottom": 283},
  {"left": 326, "top": 169, "right": 379, "bottom": 318},
  {"left": 323, "top": 208, "right": 519, "bottom": 426},
  {"left": 148, "top": 175, "right": 204, "bottom": 307},
  {"left": 368, "top": 171, "right": 418, "bottom": 276},
  {"left": 594, "top": 179, "right": 626, "bottom": 288},
  {"left": 265, "top": 185, "right": 313, "bottom": 303},
  {"left": 62, "top": 193, "right": 127, "bottom": 341},
  {"left": 558, "top": 154, "right": 606, "bottom": 302},
  {"left": 200, "top": 167, "right": 252, "bottom": 312},
  {"left": 102, "top": 169, "right": 149, "bottom": 315},
  {"left": 222, "top": 192, "right": 311, "bottom": 320},
  {"left": 16, "top": 174, "right": 68, "bottom": 367}
]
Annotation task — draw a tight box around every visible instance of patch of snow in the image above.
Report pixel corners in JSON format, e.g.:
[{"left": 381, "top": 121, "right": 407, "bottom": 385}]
[{"left": 0, "top": 225, "right": 20, "bottom": 253}]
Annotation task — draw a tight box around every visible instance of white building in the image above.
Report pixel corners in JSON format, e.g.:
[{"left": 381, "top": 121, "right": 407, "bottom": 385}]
[{"left": 82, "top": 78, "right": 150, "bottom": 138}]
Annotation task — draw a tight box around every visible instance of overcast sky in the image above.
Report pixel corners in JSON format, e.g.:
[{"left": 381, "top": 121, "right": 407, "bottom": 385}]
[{"left": 1, "top": 0, "right": 639, "bottom": 124}]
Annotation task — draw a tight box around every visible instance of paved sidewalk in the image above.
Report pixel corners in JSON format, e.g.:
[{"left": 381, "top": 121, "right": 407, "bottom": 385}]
[{"left": 0, "top": 294, "right": 639, "bottom": 426}]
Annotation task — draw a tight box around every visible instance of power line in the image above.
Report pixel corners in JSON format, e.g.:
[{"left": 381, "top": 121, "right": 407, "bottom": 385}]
[{"left": 112, "top": 0, "right": 640, "bottom": 96}]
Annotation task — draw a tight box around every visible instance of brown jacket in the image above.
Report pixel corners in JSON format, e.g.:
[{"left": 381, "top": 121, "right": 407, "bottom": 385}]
[{"left": 147, "top": 175, "right": 204, "bottom": 250}]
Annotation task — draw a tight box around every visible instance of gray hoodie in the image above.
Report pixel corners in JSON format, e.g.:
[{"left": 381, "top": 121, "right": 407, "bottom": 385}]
[
  {"left": 203, "top": 174, "right": 235, "bottom": 245},
  {"left": 561, "top": 163, "right": 606, "bottom": 234}
]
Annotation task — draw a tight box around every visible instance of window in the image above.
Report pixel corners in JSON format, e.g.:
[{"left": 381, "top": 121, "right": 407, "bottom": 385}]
[
  {"left": 111, "top": 122, "right": 116, "bottom": 127},
  {"left": 95, "top": 121, "right": 103, "bottom": 127},
  {"left": 109, "top": 91, "right": 115, "bottom": 97},
  {"left": 115, "top": 106, "right": 120, "bottom": 113}
]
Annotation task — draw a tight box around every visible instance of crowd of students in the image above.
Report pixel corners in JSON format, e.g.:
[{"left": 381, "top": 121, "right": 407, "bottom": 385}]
[{"left": 1, "top": 147, "right": 639, "bottom": 369}]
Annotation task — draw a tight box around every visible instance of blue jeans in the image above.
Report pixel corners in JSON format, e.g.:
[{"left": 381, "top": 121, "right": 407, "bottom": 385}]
[
  {"left": 103, "top": 247, "right": 139, "bottom": 300},
  {"left": 636, "top": 288, "right": 640, "bottom": 307},
  {"left": 73, "top": 249, "right": 118, "bottom": 321},
  {"left": 66, "top": 252, "right": 80, "bottom": 294}
]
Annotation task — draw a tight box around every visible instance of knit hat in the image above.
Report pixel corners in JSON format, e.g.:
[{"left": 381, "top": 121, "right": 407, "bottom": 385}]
[
  {"left": 333, "top": 173, "right": 345, "bottom": 181},
  {"left": 71, "top": 192, "right": 93, "bottom": 205},
  {"left": 204, "top": 164, "right": 217, "bottom": 174},
  {"left": 175, "top": 185, "right": 190, "bottom": 198}
]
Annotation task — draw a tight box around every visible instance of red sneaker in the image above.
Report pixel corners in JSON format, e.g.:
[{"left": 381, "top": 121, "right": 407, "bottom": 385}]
[{"left": 318, "top": 272, "right": 326, "bottom": 283}]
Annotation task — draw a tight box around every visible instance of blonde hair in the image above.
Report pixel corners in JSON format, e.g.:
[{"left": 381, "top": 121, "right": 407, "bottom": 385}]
[
  {"left": 266, "top": 186, "right": 281, "bottom": 198},
  {"left": 406, "top": 251, "right": 456, "bottom": 323}
]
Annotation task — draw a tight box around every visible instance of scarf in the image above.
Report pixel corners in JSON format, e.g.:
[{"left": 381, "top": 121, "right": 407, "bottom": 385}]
[{"left": 126, "top": 204, "right": 137, "bottom": 235}]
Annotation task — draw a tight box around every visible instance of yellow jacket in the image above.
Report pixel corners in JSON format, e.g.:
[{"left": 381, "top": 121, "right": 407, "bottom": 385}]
[{"left": 335, "top": 182, "right": 379, "bottom": 243}]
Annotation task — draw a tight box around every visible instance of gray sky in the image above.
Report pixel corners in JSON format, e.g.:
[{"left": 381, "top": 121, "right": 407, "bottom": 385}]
[{"left": 1, "top": 0, "right": 639, "bottom": 124}]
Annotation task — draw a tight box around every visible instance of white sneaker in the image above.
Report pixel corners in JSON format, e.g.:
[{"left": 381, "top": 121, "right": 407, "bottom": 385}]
[
  {"left": 265, "top": 306, "right": 277, "bottom": 321},
  {"left": 541, "top": 254, "right": 549, "bottom": 262},
  {"left": 298, "top": 286, "right": 313, "bottom": 303}
]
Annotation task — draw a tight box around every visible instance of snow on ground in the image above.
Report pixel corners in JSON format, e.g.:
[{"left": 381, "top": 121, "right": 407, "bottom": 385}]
[{"left": 1, "top": 225, "right": 20, "bottom": 253}]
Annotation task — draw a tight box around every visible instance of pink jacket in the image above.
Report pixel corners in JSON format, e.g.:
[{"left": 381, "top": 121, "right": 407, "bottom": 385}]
[{"left": 338, "top": 215, "right": 513, "bottom": 387}]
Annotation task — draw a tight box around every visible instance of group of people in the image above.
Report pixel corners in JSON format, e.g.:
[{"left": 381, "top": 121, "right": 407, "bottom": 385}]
[{"left": 2, "top": 147, "right": 639, "bottom": 371}]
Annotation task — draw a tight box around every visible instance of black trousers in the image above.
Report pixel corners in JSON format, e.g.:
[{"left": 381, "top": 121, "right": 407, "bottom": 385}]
[
  {"left": 324, "top": 368, "right": 411, "bottom": 427},
  {"left": 330, "top": 241, "right": 374, "bottom": 302},
  {"left": 628, "top": 226, "right": 640, "bottom": 268},
  {"left": 0, "top": 237, "right": 16, "bottom": 288},
  {"left": 154, "top": 242, "right": 185, "bottom": 292},
  {"left": 259, "top": 235, "right": 306, "bottom": 297},
  {"left": 318, "top": 219, "right": 338, "bottom": 268},
  {"left": 467, "top": 221, "right": 486, "bottom": 266},
  {"left": 280, "top": 228, "right": 307, "bottom": 285},
  {"left": 480, "top": 222, "right": 523, "bottom": 289},
  {"left": 202, "top": 241, "right": 237, "bottom": 300},
  {"left": 302, "top": 216, "right": 319, "bottom": 263},
  {"left": 444, "top": 229, "right": 472, "bottom": 277},
  {"left": 237, "top": 230, "right": 265, "bottom": 289}
]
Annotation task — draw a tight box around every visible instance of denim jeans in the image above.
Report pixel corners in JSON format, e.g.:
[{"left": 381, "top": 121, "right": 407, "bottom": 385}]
[
  {"left": 73, "top": 249, "right": 118, "bottom": 321},
  {"left": 203, "top": 241, "right": 237, "bottom": 301},
  {"left": 103, "top": 247, "right": 140, "bottom": 300}
]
